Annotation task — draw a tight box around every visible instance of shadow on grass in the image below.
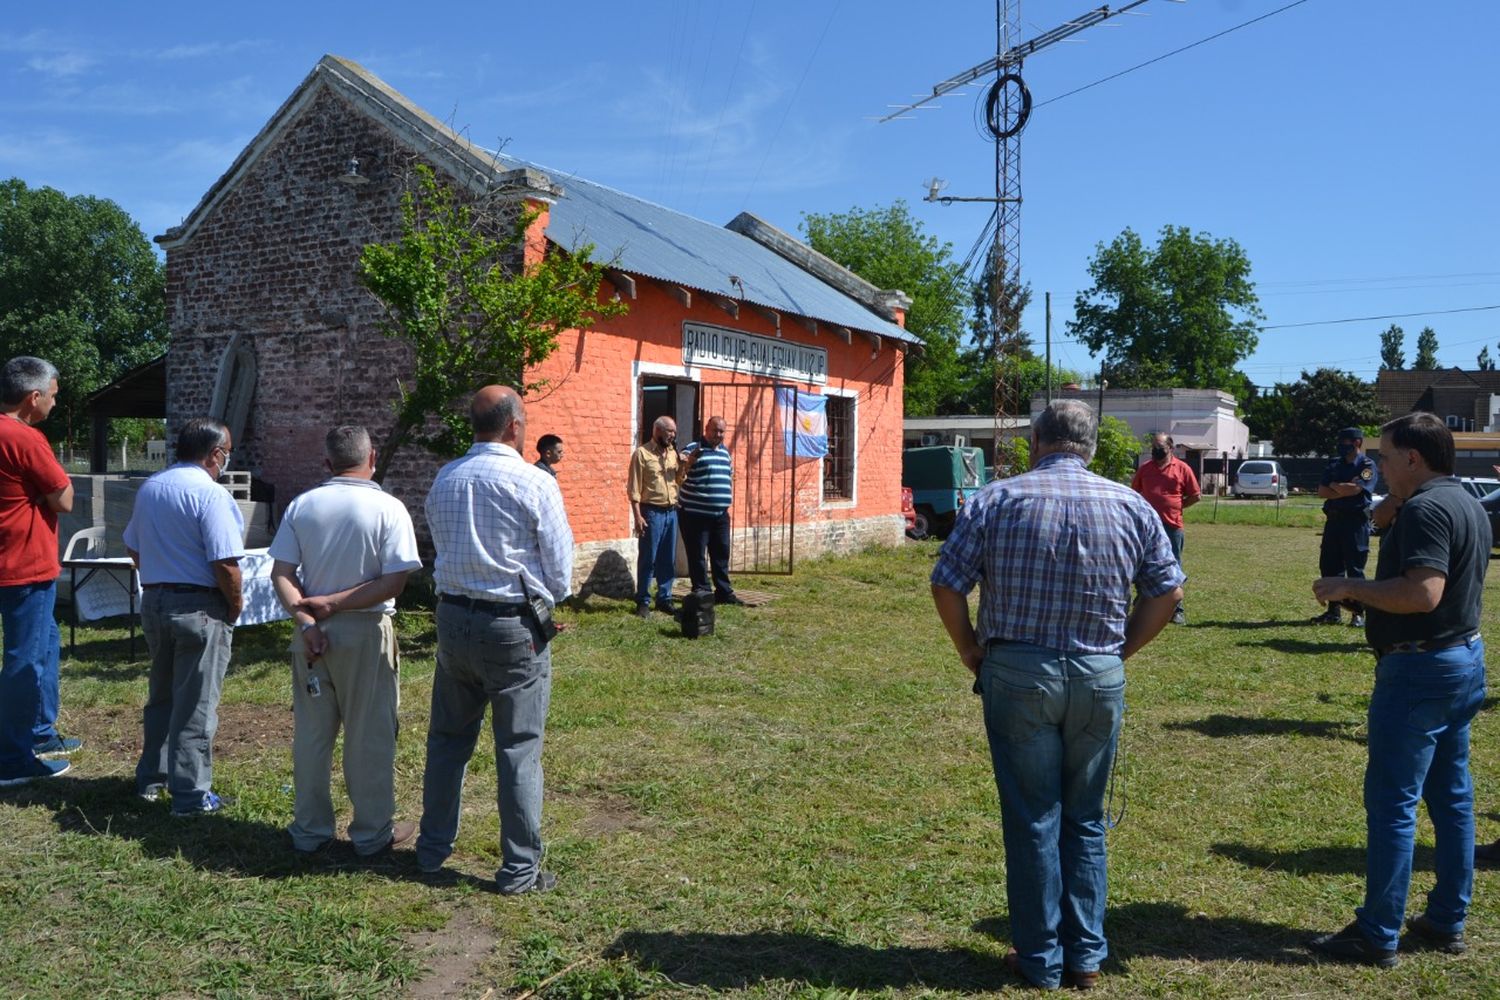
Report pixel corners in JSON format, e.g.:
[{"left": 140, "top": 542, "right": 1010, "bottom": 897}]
[
  {"left": 1211, "top": 841, "right": 1434, "bottom": 876},
  {"left": 1, "top": 775, "right": 494, "bottom": 891},
  {"left": 1188, "top": 619, "right": 1321, "bottom": 631},
  {"left": 1239, "top": 637, "right": 1369, "bottom": 655},
  {"left": 608, "top": 930, "right": 1004, "bottom": 992},
  {"left": 1163, "top": 714, "right": 1363, "bottom": 741},
  {"left": 975, "top": 901, "right": 1318, "bottom": 968}
]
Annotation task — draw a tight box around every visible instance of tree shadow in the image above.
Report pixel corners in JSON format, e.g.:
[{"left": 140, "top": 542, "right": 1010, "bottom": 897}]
[
  {"left": 1211, "top": 841, "right": 1434, "bottom": 877},
  {"left": 977, "top": 900, "right": 1319, "bottom": 967},
  {"left": 1238, "top": 638, "right": 1369, "bottom": 655},
  {"left": 607, "top": 929, "right": 1005, "bottom": 992},
  {"left": 1188, "top": 619, "right": 1317, "bottom": 631},
  {"left": 1162, "top": 714, "right": 1363, "bottom": 741},
  {"left": 1, "top": 775, "right": 493, "bottom": 890}
]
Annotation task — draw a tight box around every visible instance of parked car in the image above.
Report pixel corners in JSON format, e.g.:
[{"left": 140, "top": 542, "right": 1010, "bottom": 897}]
[
  {"left": 1234, "top": 460, "right": 1289, "bottom": 499},
  {"left": 902, "top": 445, "right": 986, "bottom": 539},
  {"left": 1459, "top": 477, "right": 1500, "bottom": 500},
  {"left": 901, "top": 487, "right": 926, "bottom": 539},
  {"left": 1475, "top": 488, "right": 1500, "bottom": 548}
]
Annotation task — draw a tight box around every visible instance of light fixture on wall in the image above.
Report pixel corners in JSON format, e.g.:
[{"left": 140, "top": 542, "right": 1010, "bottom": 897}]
[{"left": 337, "top": 156, "right": 370, "bottom": 187}]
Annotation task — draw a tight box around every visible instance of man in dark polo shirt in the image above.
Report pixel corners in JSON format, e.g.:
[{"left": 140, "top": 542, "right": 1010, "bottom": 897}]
[{"left": 1308, "top": 411, "right": 1489, "bottom": 967}]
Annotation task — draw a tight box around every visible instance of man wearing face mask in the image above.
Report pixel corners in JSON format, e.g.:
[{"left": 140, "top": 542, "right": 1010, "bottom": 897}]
[
  {"left": 1131, "top": 432, "right": 1200, "bottom": 625},
  {"left": 627, "top": 416, "right": 680, "bottom": 618},
  {"left": 1312, "top": 427, "right": 1377, "bottom": 627}
]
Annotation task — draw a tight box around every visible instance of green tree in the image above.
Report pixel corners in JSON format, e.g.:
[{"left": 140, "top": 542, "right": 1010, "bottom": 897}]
[
  {"left": 1069, "top": 225, "right": 1263, "bottom": 398},
  {"left": 1478, "top": 346, "right": 1494, "bottom": 371},
  {"left": 1241, "top": 385, "right": 1294, "bottom": 443},
  {"left": 952, "top": 353, "right": 1083, "bottom": 416},
  {"left": 359, "top": 165, "right": 626, "bottom": 482},
  {"left": 1414, "top": 325, "right": 1440, "bottom": 370},
  {"left": 801, "top": 201, "right": 970, "bottom": 416},
  {"left": 1379, "top": 323, "right": 1406, "bottom": 370},
  {"left": 0, "top": 178, "right": 166, "bottom": 444},
  {"left": 1271, "top": 368, "right": 1386, "bottom": 457},
  {"left": 1089, "top": 416, "right": 1141, "bottom": 483}
]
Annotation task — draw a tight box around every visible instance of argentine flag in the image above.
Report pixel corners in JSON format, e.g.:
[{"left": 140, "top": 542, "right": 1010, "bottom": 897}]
[{"left": 776, "top": 388, "right": 829, "bottom": 458}]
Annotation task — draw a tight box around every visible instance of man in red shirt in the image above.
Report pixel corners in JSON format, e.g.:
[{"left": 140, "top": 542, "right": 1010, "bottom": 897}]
[
  {"left": 1130, "top": 432, "right": 1200, "bottom": 625},
  {"left": 0, "top": 357, "right": 78, "bottom": 787}
]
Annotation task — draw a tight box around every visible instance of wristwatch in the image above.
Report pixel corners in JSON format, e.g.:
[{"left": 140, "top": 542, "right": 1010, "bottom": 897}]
[{"left": 300, "top": 620, "right": 318, "bottom": 633}]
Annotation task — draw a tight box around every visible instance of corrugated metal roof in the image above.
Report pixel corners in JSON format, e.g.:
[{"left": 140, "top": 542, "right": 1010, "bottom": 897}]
[{"left": 493, "top": 153, "right": 916, "bottom": 344}]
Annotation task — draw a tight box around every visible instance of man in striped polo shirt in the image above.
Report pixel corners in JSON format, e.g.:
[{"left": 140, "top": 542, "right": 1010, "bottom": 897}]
[{"left": 676, "top": 416, "right": 744, "bottom": 605}]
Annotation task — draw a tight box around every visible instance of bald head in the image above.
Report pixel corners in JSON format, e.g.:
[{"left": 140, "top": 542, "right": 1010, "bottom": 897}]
[{"left": 471, "top": 385, "right": 525, "bottom": 445}]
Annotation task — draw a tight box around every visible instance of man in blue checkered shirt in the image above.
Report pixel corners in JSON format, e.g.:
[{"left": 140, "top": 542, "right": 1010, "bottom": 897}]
[
  {"left": 416, "top": 385, "right": 573, "bottom": 895},
  {"left": 931, "top": 399, "right": 1184, "bottom": 991}
]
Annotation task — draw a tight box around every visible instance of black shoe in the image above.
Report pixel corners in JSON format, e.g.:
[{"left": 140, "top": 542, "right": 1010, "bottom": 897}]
[
  {"left": 715, "top": 592, "right": 747, "bottom": 607},
  {"left": 633, "top": 604, "right": 652, "bottom": 619},
  {"left": 500, "top": 870, "right": 558, "bottom": 895},
  {"left": 1475, "top": 838, "right": 1500, "bottom": 866},
  {"left": 1405, "top": 913, "right": 1467, "bottom": 954},
  {"left": 655, "top": 601, "right": 677, "bottom": 615},
  {"left": 1310, "top": 610, "right": 1342, "bottom": 625},
  {"left": 1308, "top": 920, "right": 1398, "bottom": 968}
]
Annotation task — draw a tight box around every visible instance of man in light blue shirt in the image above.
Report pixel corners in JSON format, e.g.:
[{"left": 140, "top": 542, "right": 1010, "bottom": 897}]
[
  {"left": 124, "top": 418, "right": 244, "bottom": 815},
  {"left": 418, "top": 385, "right": 573, "bottom": 894}
]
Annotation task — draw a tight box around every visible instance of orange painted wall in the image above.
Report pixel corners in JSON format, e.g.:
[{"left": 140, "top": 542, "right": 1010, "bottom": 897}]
[{"left": 523, "top": 272, "right": 905, "bottom": 546}]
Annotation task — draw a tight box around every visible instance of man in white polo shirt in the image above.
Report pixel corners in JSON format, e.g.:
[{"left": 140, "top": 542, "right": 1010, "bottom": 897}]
[{"left": 269, "top": 426, "right": 422, "bottom": 857}]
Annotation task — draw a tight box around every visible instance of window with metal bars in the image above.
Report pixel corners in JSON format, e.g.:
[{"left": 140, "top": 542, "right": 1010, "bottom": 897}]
[{"left": 822, "top": 395, "right": 854, "bottom": 500}]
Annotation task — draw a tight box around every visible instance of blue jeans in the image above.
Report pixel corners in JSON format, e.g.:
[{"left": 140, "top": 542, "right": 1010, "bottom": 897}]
[
  {"left": 635, "top": 506, "right": 678, "bottom": 607},
  {"left": 418, "top": 603, "right": 551, "bottom": 891},
  {"left": 0, "top": 581, "right": 58, "bottom": 775},
  {"left": 980, "top": 642, "right": 1125, "bottom": 989},
  {"left": 1357, "top": 639, "right": 1486, "bottom": 948},
  {"left": 1164, "top": 525, "right": 1185, "bottom": 613},
  {"left": 136, "top": 588, "right": 234, "bottom": 806}
]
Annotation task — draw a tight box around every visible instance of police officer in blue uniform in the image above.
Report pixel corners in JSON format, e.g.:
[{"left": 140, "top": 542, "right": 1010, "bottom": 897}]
[{"left": 1311, "top": 427, "right": 1377, "bottom": 626}]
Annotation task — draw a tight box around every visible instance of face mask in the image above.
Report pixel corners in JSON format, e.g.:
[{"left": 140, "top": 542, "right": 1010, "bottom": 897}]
[
  {"left": 1151, "top": 446, "right": 1168, "bottom": 461},
  {"left": 1339, "top": 442, "right": 1355, "bottom": 457}
]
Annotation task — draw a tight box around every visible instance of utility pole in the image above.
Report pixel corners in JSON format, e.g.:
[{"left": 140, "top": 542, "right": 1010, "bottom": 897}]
[{"left": 886, "top": 1, "right": 1181, "bottom": 449}]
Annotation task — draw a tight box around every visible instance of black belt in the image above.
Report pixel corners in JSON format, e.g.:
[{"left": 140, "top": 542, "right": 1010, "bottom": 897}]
[
  {"left": 143, "top": 583, "right": 218, "bottom": 593},
  {"left": 439, "top": 593, "right": 527, "bottom": 617},
  {"left": 642, "top": 503, "right": 675, "bottom": 512},
  {"left": 1375, "top": 633, "right": 1480, "bottom": 658}
]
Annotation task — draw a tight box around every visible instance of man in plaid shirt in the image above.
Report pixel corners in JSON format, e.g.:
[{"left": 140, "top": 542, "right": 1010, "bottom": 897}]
[
  {"left": 416, "top": 385, "right": 573, "bottom": 895},
  {"left": 931, "top": 399, "right": 1184, "bottom": 991}
]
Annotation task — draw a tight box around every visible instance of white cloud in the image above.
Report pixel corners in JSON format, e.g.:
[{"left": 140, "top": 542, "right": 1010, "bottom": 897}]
[{"left": 25, "top": 51, "right": 93, "bottom": 77}]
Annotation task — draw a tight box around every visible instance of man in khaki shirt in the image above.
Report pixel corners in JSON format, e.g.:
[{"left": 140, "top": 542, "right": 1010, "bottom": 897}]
[{"left": 627, "top": 416, "right": 680, "bottom": 618}]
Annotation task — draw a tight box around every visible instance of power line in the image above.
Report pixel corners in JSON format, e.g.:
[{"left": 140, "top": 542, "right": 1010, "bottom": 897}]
[
  {"left": 1259, "top": 270, "right": 1500, "bottom": 288},
  {"left": 1033, "top": 0, "right": 1313, "bottom": 110},
  {"left": 690, "top": 0, "right": 759, "bottom": 215},
  {"left": 1262, "top": 304, "right": 1500, "bottom": 330},
  {"left": 740, "top": 0, "right": 842, "bottom": 211}
]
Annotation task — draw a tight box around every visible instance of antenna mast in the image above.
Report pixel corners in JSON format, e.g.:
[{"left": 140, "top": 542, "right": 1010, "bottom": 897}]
[{"left": 884, "top": 0, "right": 1174, "bottom": 469}]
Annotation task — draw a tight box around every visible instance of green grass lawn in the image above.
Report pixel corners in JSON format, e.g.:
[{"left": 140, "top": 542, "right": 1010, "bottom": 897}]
[{"left": 5, "top": 521, "right": 1500, "bottom": 998}]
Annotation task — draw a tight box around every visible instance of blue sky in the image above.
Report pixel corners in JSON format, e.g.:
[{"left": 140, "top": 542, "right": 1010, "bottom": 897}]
[{"left": 3, "top": 1, "right": 1496, "bottom": 391}]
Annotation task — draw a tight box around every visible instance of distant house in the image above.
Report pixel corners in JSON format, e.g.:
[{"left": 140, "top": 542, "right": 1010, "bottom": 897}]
[
  {"left": 1373, "top": 367, "right": 1500, "bottom": 432},
  {"left": 154, "top": 55, "right": 921, "bottom": 593}
]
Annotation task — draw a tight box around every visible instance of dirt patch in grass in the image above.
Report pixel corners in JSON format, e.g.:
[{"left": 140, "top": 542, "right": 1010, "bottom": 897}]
[
  {"left": 71, "top": 701, "right": 292, "bottom": 761},
  {"left": 558, "top": 790, "right": 653, "bottom": 837},
  {"left": 404, "top": 903, "right": 498, "bottom": 999}
]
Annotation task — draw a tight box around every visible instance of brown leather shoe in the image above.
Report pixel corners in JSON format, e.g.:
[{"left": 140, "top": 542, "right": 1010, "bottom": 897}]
[
  {"left": 1064, "top": 968, "right": 1101, "bottom": 990},
  {"left": 361, "top": 819, "right": 417, "bottom": 857}
]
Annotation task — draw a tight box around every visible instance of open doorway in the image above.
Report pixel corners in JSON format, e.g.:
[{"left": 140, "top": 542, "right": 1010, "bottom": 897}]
[{"left": 639, "top": 378, "right": 698, "bottom": 443}]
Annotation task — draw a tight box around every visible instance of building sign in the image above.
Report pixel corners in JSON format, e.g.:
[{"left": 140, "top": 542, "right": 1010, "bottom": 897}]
[{"left": 682, "top": 322, "right": 828, "bottom": 385}]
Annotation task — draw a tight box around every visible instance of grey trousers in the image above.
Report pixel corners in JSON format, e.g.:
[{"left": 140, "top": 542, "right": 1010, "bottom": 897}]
[
  {"left": 136, "top": 588, "right": 234, "bottom": 806},
  {"left": 416, "top": 602, "right": 551, "bottom": 891},
  {"left": 288, "top": 613, "right": 401, "bottom": 855}
]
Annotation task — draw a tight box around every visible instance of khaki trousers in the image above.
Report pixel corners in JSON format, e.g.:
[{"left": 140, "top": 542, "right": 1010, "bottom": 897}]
[{"left": 287, "top": 613, "right": 399, "bottom": 855}]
